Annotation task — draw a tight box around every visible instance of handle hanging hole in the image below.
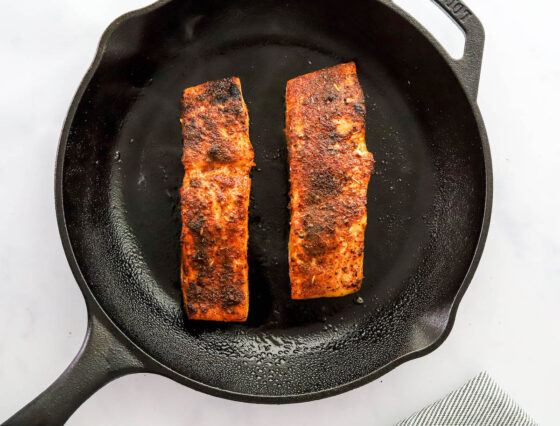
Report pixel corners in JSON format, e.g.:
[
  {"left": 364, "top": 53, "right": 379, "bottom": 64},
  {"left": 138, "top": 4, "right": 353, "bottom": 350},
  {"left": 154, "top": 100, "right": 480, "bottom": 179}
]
[{"left": 393, "top": 0, "right": 466, "bottom": 59}]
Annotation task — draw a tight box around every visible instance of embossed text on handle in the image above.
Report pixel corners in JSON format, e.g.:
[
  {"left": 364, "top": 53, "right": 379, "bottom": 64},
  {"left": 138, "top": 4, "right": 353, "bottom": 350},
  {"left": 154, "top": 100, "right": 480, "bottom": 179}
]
[{"left": 437, "top": 0, "right": 472, "bottom": 22}]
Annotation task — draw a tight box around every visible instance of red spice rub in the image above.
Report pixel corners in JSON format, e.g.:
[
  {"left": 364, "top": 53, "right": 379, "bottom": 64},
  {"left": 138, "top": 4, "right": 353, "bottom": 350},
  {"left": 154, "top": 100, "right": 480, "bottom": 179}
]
[
  {"left": 286, "top": 63, "right": 374, "bottom": 299},
  {"left": 180, "top": 77, "right": 254, "bottom": 321}
]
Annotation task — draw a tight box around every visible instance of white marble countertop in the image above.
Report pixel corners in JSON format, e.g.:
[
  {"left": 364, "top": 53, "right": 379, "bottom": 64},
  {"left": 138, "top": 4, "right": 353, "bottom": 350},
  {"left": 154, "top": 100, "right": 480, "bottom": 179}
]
[{"left": 1, "top": 0, "right": 559, "bottom": 424}]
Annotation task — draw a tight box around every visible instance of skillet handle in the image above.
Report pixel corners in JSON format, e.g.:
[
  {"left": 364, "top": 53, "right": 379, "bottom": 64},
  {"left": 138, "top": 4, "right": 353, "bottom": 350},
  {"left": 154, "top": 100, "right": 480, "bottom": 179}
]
[
  {"left": 431, "top": 0, "right": 485, "bottom": 100},
  {"left": 3, "top": 309, "right": 145, "bottom": 426}
]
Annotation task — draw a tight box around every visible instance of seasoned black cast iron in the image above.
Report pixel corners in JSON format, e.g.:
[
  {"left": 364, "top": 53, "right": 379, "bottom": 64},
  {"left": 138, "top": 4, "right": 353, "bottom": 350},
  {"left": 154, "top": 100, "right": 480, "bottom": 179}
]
[{"left": 5, "top": 0, "right": 491, "bottom": 423}]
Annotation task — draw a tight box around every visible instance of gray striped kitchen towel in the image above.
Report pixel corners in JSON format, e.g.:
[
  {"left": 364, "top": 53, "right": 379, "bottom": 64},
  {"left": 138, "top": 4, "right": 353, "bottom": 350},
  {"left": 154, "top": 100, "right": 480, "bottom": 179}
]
[{"left": 396, "top": 372, "right": 537, "bottom": 426}]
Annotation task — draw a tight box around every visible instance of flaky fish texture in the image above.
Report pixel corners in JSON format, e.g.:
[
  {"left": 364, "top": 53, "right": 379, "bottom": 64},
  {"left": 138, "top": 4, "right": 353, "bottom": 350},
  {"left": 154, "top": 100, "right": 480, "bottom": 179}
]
[
  {"left": 180, "top": 77, "right": 254, "bottom": 321},
  {"left": 286, "top": 63, "right": 374, "bottom": 299}
]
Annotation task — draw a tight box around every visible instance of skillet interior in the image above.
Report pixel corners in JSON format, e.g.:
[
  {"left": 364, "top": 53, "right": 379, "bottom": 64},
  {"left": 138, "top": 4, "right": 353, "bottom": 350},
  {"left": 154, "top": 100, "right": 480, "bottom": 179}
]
[{"left": 61, "top": 0, "right": 488, "bottom": 399}]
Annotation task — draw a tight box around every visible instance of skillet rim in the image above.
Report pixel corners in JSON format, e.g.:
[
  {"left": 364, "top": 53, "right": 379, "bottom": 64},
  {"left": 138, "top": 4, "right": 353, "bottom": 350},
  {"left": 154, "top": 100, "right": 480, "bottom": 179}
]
[{"left": 54, "top": 0, "right": 493, "bottom": 403}]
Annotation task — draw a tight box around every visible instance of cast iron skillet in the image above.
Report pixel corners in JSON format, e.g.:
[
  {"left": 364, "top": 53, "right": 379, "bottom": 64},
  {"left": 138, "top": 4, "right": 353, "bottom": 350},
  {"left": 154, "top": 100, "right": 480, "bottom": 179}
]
[{"left": 5, "top": 0, "right": 491, "bottom": 424}]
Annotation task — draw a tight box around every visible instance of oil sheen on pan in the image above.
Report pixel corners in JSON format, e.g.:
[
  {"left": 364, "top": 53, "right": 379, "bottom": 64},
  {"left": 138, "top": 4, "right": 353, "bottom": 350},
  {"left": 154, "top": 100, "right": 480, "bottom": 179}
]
[
  {"left": 180, "top": 77, "right": 254, "bottom": 322},
  {"left": 286, "top": 62, "right": 375, "bottom": 300}
]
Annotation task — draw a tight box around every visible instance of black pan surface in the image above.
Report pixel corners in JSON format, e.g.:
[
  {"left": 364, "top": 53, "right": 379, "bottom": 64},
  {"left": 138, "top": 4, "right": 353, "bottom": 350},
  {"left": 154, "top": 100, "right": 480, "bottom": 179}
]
[{"left": 57, "top": 0, "right": 490, "bottom": 403}]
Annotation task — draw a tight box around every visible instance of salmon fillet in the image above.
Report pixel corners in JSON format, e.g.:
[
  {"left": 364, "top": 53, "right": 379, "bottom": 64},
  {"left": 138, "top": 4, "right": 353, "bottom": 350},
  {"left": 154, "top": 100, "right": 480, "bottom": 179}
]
[
  {"left": 286, "top": 62, "right": 374, "bottom": 299},
  {"left": 180, "top": 77, "right": 254, "bottom": 321}
]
